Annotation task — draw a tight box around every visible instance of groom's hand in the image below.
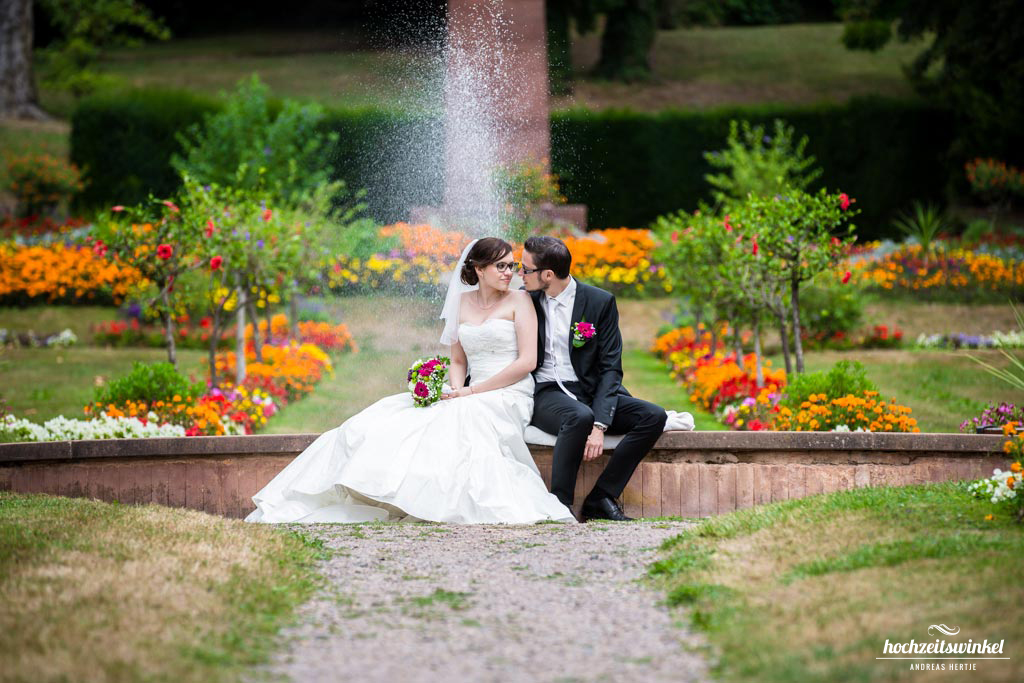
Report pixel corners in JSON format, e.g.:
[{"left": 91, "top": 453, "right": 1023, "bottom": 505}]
[{"left": 584, "top": 426, "right": 604, "bottom": 461}]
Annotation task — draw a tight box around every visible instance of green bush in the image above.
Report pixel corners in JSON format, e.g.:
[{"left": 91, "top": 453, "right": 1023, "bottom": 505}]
[
  {"left": 780, "top": 360, "right": 877, "bottom": 412},
  {"left": 172, "top": 75, "right": 338, "bottom": 203},
  {"left": 71, "top": 90, "right": 952, "bottom": 238},
  {"left": 799, "top": 277, "right": 864, "bottom": 345},
  {"left": 93, "top": 361, "right": 205, "bottom": 406}
]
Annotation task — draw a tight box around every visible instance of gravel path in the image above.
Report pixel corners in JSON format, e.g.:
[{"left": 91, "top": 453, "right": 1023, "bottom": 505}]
[{"left": 255, "top": 521, "right": 711, "bottom": 683}]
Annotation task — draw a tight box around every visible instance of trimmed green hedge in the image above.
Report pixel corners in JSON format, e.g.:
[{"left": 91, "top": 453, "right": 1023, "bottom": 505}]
[
  {"left": 551, "top": 98, "right": 954, "bottom": 238},
  {"left": 72, "top": 90, "right": 952, "bottom": 239}
]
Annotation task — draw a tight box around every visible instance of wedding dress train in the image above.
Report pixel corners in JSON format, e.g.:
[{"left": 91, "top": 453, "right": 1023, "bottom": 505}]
[{"left": 245, "top": 318, "right": 576, "bottom": 524}]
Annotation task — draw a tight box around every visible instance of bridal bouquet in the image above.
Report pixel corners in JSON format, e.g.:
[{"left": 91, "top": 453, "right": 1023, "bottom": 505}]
[{"left": 407, "top": 356, "right": 450, "bottom": 407}]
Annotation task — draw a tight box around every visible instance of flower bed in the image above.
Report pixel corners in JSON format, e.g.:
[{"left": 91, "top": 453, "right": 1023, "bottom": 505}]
[
  {"left": 846, "top": 243, "right": 1024, "bottom": 301},
  {"left": 561, "top": 229, "right": 671, "bottom": 297},
  {"left": 652, "top": 326, "right": 919, "bottom": 432},
  {"left": 1, "top": 413, "right": 187, "bottom": 442},
  {"left": 325, "top": 223, "right": 668, "bottom": 298},
  {"left": 92, "top": 313, "right": 357, "bottom": 353},
  {"left": 0, "top": 241, "right": 145, "bottom": 305},
  {"left": 81, "top": 341, "right": 334, "bottom": 438}
]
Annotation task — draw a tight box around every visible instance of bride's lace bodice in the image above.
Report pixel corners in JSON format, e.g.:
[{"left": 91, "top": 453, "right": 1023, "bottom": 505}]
[{"left": 458, "top": 319, "right": 534, "bottom": 393}]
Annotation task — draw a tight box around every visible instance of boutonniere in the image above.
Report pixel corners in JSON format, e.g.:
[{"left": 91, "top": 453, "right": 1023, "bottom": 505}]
[{"left": 572, "top": 319, "right": 597, "bottom": 348}]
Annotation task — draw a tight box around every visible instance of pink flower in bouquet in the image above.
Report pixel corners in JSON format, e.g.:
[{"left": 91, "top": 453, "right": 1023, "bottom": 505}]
[
  {"left": 418, "top": 365, "right": 434, "bottom": 377},
  {"left": 414, "top": 381, "right": 430, "bottom": 398}
]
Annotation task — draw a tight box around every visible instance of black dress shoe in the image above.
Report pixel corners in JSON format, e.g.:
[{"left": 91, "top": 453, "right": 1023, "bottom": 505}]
[{"left": 580, "top": 496, "right": 633, "bottom": 522}]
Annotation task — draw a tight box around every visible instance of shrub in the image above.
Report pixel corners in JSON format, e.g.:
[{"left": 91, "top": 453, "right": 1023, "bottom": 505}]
[
  {"left": 94, "top": 361, "right": 204, "bottom": 406},
  {"left": 5, "top": 153, "right": 85, "bottom": 217},
  {"left": 780, "top": 360, "right": 877, "bottom": 412}
]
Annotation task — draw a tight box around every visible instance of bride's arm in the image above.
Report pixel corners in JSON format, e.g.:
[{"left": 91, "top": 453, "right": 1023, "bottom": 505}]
[
  {"left": 459, "top": 291, "right": 537, "bottom": 396},
  {"left": 449, "top": 339, "right": 468, "bottom": 389}
]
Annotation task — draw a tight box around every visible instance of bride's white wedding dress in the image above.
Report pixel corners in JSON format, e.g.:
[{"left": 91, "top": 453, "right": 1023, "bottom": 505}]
[{"left": 245, "top": 318, "right": 576, "bottom": 524}]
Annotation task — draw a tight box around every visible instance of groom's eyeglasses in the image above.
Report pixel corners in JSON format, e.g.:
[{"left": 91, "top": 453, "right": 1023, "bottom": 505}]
[
  {"left": 494, "top": 261, "right": 521, "bottom": 273},
  {"left": 520, "top": 266, "right": 542, "bottom": 275}
]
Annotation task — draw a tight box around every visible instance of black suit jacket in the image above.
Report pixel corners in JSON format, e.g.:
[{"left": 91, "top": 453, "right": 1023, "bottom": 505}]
[{"left": 530, "top": 281, "right": 631, "bottom": 426}]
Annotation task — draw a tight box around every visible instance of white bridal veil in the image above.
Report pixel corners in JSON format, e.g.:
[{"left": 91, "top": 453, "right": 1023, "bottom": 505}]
[{"left": 439, "top": 238, "right": 479, "bottom": 345}]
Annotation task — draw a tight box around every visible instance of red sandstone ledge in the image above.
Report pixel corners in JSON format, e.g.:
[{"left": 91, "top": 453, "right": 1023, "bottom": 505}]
[{"left": 0, "top": 431, "right": 1004, "bottom": 465}]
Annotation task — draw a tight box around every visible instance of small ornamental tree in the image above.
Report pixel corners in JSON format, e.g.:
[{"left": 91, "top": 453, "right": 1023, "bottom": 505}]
[
  {"left": 90, "top": 198, "right": 203, "bottom": 367},
  {"left": 732, "top": 189, "right": 858, "bottom": 373}
]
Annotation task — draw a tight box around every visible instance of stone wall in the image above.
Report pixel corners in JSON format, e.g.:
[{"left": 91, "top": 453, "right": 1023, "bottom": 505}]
[{"left": 0, "top": 432, "right": 1008, "bottom": 519}]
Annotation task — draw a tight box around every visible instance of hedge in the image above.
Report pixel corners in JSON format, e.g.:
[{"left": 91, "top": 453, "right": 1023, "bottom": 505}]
[{"left": 71, "top": 90, "right": 953, "bottom": 239}]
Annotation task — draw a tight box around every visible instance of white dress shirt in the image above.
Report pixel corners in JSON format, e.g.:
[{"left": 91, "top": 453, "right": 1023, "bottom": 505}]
[
  {"left": 534, "top": 278, "right": 610, "bottom": 430},
  {"left": 535, "top": 277, "right": 580, "bottom": 385}
]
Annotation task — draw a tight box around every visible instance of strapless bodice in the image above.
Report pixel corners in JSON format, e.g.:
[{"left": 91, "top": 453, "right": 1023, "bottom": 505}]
[{"left": 458, "top": 319, "right": 533, "bottom": 393}]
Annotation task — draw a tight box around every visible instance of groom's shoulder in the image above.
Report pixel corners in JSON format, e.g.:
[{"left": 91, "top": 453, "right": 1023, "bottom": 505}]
[{"left": 577, "top": 281, "right": 615, "bottom": 305}]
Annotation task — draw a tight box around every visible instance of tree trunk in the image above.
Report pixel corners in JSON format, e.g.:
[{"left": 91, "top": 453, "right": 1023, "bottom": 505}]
[
  {"left": 289, "top": 289, "right": 300, "bottom": 340},
  {"left": 0, "top": 0, "right": 49, "bottom": 120},
  {"left": 776, "top": 309, "right": 792, "bottom": 376},
  {"left": 247, "top": 299, "right": 263, "bottom": 362},
  {"left": 160, "top": 288, "right": 177, "bottom": 368},
  {"left": 595, "top": 0, "right": 658, "bottom": 82},
  {"left": 235, "top": 287, "right": 247, "bottom": 385},
  {"left": 547, "top": 0, "right": 573, "bottom": 95},
  {"left": 753, "top": 316, "right": 764, "bottom": 387},
  {"left": 791, "top": 273, "right": 805, "bottom": 373},
  {"left": 208, "top": 309, "right": 221, "bottom": 390}
]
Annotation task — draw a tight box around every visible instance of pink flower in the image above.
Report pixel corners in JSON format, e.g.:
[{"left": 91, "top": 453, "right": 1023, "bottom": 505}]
[
  {"left": 263, "top": 209, "right": 273, "bottom": 222},
  {"left": 577, "top": 322, "right": 595, "bottom": 338},
  {"left": 841, "top": 271, "right": 851, "bottom": 284},
  {"left": 839, "top": 193, "right": 851, "bottom": 211},
  {"left": 723, "top": 215, "right": 733, "bottom": 232},
  {"left": 414, "top": 381, "right": 430, "bottom": 398},
  {"left": 111, "top": 205, "right": 125, "bottom": 212},
  {"left": 157, "top": 244, "right": 173, "bottom": 260},
  {"left": 162, "top": 200, "right": 180, "bottom": 213},
  {"left": 418, "top": 365, "right": 433, "bottom": 377},
  {"left": 92, "top": 240, "right": 107, "bottom": 257},
  {"left": 671, "top": 231, "right": 679, "bottom": 243}
]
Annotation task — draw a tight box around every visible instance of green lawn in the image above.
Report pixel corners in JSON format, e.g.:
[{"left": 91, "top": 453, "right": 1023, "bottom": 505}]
[
  {"left": 650, "top": 483, "right": 1024, "bottom": 682},
  {"left": 19, "top": 22, "right": 923, "bottom": 124},
  {"left": 0, "top": 492, "right": 325, "bottom": 683}
]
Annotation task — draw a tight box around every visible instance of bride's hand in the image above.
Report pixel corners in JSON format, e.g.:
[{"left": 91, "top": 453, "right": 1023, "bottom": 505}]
[{"left": 441, "top": 387, "right": 474, "bottom": 400}]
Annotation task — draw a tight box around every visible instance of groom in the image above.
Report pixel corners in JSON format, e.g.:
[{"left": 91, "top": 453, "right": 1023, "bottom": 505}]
[{"left": 521, "top": 236, "right": 667, "bottom": 522}]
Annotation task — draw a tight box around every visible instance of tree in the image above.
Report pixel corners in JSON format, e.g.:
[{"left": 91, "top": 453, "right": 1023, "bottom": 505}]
[
  {"left": 593, "top": 0, "right": 659, "bottom": 82},
  {"left": 37, "top": 0, "right": 169, "bottom": 98},
  {"left": 841, "top": 0, "right": 1024, "bottom": 163},
  {"left": 0, "top": 0, "right": 48, "bottom": 119}
]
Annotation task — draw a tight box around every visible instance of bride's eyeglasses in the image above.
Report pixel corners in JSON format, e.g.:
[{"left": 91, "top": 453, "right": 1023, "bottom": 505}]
[{"left": 494, "top": 261, "right": 521, "bottom": 273}]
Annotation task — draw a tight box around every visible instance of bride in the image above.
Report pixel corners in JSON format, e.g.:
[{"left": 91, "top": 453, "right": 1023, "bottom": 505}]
[{"left": 245, "top": 237, "right": 576, "bottom": 524}]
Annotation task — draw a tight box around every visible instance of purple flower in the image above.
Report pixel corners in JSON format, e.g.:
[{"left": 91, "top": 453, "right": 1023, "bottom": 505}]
[
  {"left": 763, "top": 135, "right": 772, "bottom": 144},
  {"left": 263, "top": 146, "right": 271, "bottom": 157},
  {"left": 256, "top": 239, "right": 265, "bottom": 249},
  {"left": 203, "top": 184, "right": 211, "bottom": 192}
]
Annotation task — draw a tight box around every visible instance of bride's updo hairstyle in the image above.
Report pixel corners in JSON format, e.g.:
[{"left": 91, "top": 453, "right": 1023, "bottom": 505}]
[{"left": 461, "top": 237, "right": 514, "bottom": 285}]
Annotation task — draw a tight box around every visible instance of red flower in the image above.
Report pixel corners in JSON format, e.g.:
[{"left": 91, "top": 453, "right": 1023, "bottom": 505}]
[
  {"left": 262, "top": 209, "right": 273, "bottom": 222},
  {"left": 111, "top": 205, "right": 125, "bottom": 212},
  {"left": 723, "top": 215, "right": 733, "bottom": 232},
  {"left": 751, "top": 237, "right": 759, "bottom": 256},
  {"left": 92, "top": 240, "right": 107, "bottom": 257},
  {"left": 210, "top": 255, "right": 223, "bottom": 270},
  {"left": 839, "top": 193, "right": 851, "bottom": 211},
  {"left": 831, "top": 237, "right": 840, "bottom": 247},
  {"left": 205, "top": 219, "right": 215, "bottom": 237},
  {"left": 671, "top": 231, "right": 679, "bottom": 243},
  {"left": 414, "top": 381, "right": 430, "bottom": 398},
  {"left": 841, "top": 271, "right": 851, "bottom": 284},
  {"left": 162, "top": 200, "right": 180, "bottom": 213},
  {"left": 157, "top": 244, "right": 173, "bottom": 260}
]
